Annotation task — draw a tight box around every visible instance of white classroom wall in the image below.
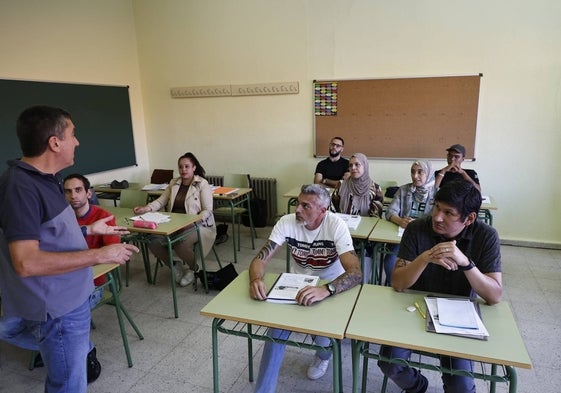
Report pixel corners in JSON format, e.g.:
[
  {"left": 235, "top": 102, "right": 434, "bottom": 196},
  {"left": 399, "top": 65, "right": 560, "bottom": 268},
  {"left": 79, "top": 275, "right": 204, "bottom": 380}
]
[{"left": 1, "top": 0, "right": 560, "bottom": 246}]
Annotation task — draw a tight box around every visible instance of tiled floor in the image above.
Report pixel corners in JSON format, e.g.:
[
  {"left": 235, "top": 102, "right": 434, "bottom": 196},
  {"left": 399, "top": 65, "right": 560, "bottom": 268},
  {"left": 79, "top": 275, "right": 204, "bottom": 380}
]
[{"left": 0, "top": 225, "right": 560, "bottom": 393}]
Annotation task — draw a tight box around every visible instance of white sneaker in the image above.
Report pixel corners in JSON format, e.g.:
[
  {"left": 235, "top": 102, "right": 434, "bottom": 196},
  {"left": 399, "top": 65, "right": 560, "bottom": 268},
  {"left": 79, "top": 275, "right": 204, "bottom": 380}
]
[
  {"left": 180, "top": 270, "right": 195, "bottom": 287},
  {"left": 172, "top": 263, "right": 183, "bottom": 284},
  {"left": 306, "top": 356, "right": 329, "bottom": 380}
]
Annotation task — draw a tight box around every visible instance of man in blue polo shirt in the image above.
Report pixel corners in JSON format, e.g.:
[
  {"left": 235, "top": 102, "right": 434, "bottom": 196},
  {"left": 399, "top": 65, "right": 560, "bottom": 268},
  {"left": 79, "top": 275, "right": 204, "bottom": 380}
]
[{"left": 0, "top": 106, "right": 138, "bottom": 393}]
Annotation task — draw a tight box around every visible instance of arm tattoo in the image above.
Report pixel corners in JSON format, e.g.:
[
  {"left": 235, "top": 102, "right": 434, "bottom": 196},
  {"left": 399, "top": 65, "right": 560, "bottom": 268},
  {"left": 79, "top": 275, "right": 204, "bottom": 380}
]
[
  {"left": 256, "top": 240, "right": 279, "bottom": 261},
  {"left": 333, "top": 271, "right": 362, "bottom": 294},
  {"left": 332, "top": 249, "right": 362, "bottom": 294}
]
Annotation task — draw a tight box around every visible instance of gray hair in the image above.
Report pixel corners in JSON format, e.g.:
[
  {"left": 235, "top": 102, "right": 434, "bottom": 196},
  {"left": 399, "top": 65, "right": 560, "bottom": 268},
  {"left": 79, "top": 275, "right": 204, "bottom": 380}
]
[{"left": 300, "top": 184, "right": 331, "bottom": 208}]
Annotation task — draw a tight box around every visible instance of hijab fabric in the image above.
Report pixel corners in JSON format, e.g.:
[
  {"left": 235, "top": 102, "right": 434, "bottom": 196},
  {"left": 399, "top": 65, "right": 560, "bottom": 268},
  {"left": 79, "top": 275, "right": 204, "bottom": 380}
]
[
  {"left": 339, "top": 153, "right": 374, "bottom": 215},
  {"left": 409, "top": 160, "right": 434, "bottom": 204}
]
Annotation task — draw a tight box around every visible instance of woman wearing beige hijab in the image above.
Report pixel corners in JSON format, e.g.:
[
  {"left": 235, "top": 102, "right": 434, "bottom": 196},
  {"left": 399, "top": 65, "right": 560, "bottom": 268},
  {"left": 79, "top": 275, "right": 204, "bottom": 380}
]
[{"left": 332, "top": 153, "right": 383, "bottom": 217}]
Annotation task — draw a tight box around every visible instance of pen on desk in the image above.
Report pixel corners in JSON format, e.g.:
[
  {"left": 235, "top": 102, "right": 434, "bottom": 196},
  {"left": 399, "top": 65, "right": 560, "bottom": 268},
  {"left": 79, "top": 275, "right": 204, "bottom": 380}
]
[{"left": 414, "top": 302, "right": 426, "bottom": 319}]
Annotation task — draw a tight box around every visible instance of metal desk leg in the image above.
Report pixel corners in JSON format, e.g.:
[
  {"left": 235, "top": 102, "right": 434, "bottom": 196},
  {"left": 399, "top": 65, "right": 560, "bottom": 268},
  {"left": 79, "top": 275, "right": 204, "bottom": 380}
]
[
  {"left": 245, "top": 194, "right": 256, "bottom": 250},
  {"left": 211, "top": 318, "right": 221, "bottom": 393},
  {"left": 506, "top": 365, "right": 517, "bottom": 393},
  {"left": 330, "top": 338, "right": 343, "bottom": 393},
  {"left": 166, "top": 236, "right": 179, "bottom": 318},
  {"left": 107, "top": 271, "right": 144, "bottom": 367},
  {"left": 247, "top": 324, "right": 254, "bottom": 382},
  {"left": 351, "top": 339, "right": 361, "bottom": 393},
  {"left": 229, "top": 200, "right": 238, "bottom": 263}
]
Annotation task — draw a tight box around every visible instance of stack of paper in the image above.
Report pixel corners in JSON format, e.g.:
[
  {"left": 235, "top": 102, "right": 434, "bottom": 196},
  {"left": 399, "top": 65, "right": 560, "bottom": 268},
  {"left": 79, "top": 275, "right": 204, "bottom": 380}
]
[
  {"left": 141, "top": 183, "right": 168, "bottom": 190},
  {"left": 266, "top": 273, "right": 320, "bottom": 304},
  {"left": 335, "top": 213, "right": 362, "bottom": 230},
  {"left": 130, "top": 212, "right": 171, "bottom": 224},
  {"left": 212, "top": 186, "right": 239, "bottom": 195},
  {"left": 424, "top": 297, "right": 489, "bottom": 340}
]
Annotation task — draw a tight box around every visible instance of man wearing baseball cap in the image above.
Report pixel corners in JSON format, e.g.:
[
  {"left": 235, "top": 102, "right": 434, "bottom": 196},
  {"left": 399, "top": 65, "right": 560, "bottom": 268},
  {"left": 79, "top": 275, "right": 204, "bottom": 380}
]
[{"left": 434, "top": 144, "right": 481, "bottom": 192}]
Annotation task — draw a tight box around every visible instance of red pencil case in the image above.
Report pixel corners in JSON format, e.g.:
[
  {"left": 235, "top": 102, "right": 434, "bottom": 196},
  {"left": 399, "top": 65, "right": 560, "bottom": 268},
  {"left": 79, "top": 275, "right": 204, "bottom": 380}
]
[{"left": 133, "top": 220, "right": 158, "bottom": 229}]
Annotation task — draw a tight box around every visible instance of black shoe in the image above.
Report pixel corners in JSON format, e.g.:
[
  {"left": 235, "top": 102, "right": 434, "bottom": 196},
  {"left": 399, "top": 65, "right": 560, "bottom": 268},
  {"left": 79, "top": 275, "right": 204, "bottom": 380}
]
[
  {"left": 33, "top": 352, "right": 44, "bottom": 368},
  {"left": 214, "top": 233, "right": 228, "bottom": 245},
  {"left": 86, "top": 347, "right": 101, "bottom": 383}
]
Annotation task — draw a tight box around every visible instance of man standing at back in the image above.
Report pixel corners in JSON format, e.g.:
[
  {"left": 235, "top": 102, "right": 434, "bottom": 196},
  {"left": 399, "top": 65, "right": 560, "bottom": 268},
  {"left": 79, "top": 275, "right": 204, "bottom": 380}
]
[
  {"left": 0, "top": 105, "right": 138, "bottom": 393},
  {"left": 314, "top": 136, "right": 350, "bottom": 189}
]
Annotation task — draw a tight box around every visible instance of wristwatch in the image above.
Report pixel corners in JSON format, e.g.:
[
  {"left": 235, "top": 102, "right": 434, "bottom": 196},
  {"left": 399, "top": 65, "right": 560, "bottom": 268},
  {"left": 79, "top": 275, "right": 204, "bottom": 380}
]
[
  {"left": 326, "top": 282, "right": 336, "bottom": 297},
  {"left": 458, "top": 259, "right": 476, "bottom": 271}
]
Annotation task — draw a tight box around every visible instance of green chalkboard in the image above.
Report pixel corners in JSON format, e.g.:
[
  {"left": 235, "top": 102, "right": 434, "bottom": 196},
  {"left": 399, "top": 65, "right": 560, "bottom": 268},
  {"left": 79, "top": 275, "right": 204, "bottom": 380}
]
[{"left": 0, "top": 79, "right": 136, "bottom": 175}]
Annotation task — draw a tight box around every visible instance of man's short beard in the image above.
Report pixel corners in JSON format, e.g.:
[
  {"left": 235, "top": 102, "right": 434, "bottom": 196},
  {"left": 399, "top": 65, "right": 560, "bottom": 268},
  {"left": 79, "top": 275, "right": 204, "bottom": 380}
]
[{"left": 329, "top": 151, "right": 340, "bottom": 158}]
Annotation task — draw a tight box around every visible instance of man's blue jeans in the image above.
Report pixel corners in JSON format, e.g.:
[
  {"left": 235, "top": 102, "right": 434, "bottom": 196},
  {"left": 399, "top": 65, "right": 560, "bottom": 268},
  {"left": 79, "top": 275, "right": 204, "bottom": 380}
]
[
  {"left": 254, "top": 328, "right": 332, "bottom": 393},
  {"left": 0, "top": 299, "right": 91, "bottom": 393},
  {"left": 378, "top": 345, "right": 476, "bottom": 393}
]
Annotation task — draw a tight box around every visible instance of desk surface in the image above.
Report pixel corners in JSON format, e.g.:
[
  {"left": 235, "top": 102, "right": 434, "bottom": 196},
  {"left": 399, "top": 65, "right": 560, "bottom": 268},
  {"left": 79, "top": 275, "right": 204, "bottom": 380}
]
[
  {"left": 201, "top": 271, "right": 361, "bottom": 339},
  {"left": 348, "top": 216, "right": 379, "bottom": 240},
  {"left": 105, "top": 206, "right": 200, "bottom": 236},
  {"left": 94, "top": 182, "right": 165, "bottom": 197},
  {"left": 92, "top": 263, "right": 120, "bottom": 279},
  {"left": 345, "top": 285, "right": 532, "bottom": 369},
  {"left": 481, "top": 195, "right": 498, "bottom": 210},
  {"left": 368, "top": 219, "right": 401, "bottom": 244},
  {"left": 212, "top": 187, "right": 252, "bottom": 200}
]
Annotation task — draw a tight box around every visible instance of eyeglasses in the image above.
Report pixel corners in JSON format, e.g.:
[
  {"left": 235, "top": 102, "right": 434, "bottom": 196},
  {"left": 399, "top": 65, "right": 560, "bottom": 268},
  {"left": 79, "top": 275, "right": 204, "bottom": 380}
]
[{"left": 330, "top": 143, "right": 343, "bottom": 148}]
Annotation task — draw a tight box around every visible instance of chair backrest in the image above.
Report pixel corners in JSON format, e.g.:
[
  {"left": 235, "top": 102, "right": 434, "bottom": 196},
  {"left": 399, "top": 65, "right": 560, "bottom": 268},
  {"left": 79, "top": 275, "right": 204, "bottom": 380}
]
[
  {"left": 150, "top": 169, "right": 174, "bottom": 184},
  {"left": 223, "top": 173, "right": 250, "bottom": 188},
  {"left": 119, "top": 189, "right": 148, "bottom": 208}
]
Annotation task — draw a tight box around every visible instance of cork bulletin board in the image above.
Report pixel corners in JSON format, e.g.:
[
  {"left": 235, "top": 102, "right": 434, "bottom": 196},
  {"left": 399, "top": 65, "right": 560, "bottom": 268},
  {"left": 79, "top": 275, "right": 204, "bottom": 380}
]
[{"left": 314, "top": 75, "right": 481, "bottom": 160}]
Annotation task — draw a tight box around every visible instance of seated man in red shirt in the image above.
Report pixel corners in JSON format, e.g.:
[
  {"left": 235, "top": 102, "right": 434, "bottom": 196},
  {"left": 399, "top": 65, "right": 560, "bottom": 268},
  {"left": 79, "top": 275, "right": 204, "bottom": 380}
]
[
  {"left": 64, "top": 173, "right": 121, "bottom": 286},
  {"left": 62, "top": 173, "right": 122, "bottom": 383}
]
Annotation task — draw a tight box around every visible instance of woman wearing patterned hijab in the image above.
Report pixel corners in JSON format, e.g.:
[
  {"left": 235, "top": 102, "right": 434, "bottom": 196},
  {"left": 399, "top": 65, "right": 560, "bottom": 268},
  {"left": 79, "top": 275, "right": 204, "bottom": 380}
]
[
  {"left": 383, "top": 159, "right": 436, "bottom": 285},
  {"left": 333, "top": 153, "right": 383, "bottom": 217}
]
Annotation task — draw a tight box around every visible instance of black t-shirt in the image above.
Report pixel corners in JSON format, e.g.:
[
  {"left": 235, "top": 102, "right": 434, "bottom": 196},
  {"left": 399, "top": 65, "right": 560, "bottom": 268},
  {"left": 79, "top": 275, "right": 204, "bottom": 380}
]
[
  {"left": 435, "top": 169, "right": 480, "bottom": 186},
  {"left": 315, "top": 157, "right": 349, "bottom": 181}
]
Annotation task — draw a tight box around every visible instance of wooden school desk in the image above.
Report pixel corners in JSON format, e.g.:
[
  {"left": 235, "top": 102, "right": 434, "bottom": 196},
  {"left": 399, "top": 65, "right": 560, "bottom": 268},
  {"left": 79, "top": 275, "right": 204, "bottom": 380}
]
[
  {"left": 93, "top": 182, "right": 163, "bottom": 205},
  {"left": 106, "top": 206, "right": 203, "bottom": 318},
  {"left": 480, "top": 195, "right": 498, "bottom": 226},
  {"left": 346, "top": 285, "right": 532, "bottom": 393},
  {"left": 213, "top": 187, "right": 255, "bottom": 263},
  {"left": 368, "top": 219, "right": 402, "bottom": 285},
  {"left": 347, "top": 216, "right": 379, "bottom": 283},
  {"left": 200, "top": 271, "right": 361, "bottom": 393}
]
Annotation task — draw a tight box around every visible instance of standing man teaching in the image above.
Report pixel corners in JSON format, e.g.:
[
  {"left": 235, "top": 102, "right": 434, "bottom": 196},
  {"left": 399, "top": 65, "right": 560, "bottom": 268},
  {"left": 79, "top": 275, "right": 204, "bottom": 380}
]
[
  {"left": 0, "top": 105, "right": 138, "bottom": 393},
  {"left": 249, "top": 184, "right": 362, "bottom": 392},
  {"left": 377, "top": 179, "right": 501, "bottom": 393},
  {"left": 434, "top": 144, "right": 481, "bottom": 192},
  {"left": 314, "top": 136, "right": 350, "bottom": 189}
]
